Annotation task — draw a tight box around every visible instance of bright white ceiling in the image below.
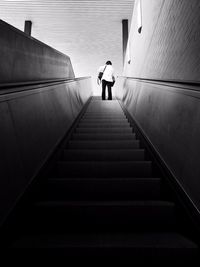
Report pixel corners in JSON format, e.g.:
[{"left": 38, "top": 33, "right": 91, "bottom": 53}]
[{"left": 0, "top": 0, "right": 134, "bottom": 93}]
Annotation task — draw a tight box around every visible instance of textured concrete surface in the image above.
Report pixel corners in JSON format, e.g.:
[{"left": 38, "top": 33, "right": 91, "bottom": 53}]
[
  {"left": 124, "top": 0, "right": 200, "bottom": 83},
  {"left": 117, "top": 0, "right": 200, "bottom": 211},
  {"left": 0, "top": 20, "right": 74, "bottom": 84}
]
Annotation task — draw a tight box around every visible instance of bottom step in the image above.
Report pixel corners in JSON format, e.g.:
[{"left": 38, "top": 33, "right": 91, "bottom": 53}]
[{"left": 10, "top": 232, "right": 199, "bottom": 264}]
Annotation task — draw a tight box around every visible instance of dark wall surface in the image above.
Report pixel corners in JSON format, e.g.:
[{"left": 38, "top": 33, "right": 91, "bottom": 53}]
[
  {"left": 117, "top": 78, "right": 200, "bottom": 211},
  {"left": 117, "top": 0, "right": 200, "bottom": 212},
  {"left": 0, "top": 78, "right": 92, "bottom": 225},
  {"left": 0, "top": 19, "right": 92, "bottom": 225},
  {"left": 0, "top": 19, "right": 75, "bottom": 85}
]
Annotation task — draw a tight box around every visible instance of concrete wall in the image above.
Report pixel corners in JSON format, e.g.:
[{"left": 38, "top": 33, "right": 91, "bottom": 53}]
[
  {"left": 0, "top": 19, "right": 92, "bottom": 225},
  {"left": 0, "top": 20, "right": 75, "bottom": 85},
  {"left": 124, "top": 0, "right": 200, "bottom": 82},
  {"left": 0, "top": 78, "right": 92, "bottom": 225},
  {"left": 117, "top": 0, "right": 200, "bottom": 211}
]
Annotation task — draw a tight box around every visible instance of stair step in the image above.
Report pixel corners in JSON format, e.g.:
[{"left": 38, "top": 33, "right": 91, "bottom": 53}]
[
  {"left": 78, "top": 124, "right": 131, "bottom": 129},
  {"left": 9, "top": 200, "right": 176, "bottom": 234},
  {"left": 84, "top": 113, "right": 124, "bottom": 117},
  {"left": 71, "top": 133, "right": 136, "bottom": 141},
  {"left": 85, "top": 110, "right": 123, "bottom": 113},
  {"left": 83, "top": 117, "right": 127, "bottom": 121},
  {"left": 57, "top": 161, "right": 152, "bottom": 177},
  {"left": 11, "top": 233, "right": 199, "bottom": 264},
  {"left": 86, "top": 107, "right": 123, "bottom": 110},
  {"left": 83, "top": 114, "right": 126, "bottom": 118},
  {"left": 81, "top": 119, "right": 128, "bottom": 123},
  {"left": 85, "top": 111, "right": 123, "bottom": 114},
  {"left": 68, "top": 140, "right": 140, "bottom": 149},
  {"left": 63, "top": 149, "right": 144, "bottom": 161},
  {"left": 82, "top": 117, "right": 128, "bottom": 121},
  {"left": 78, "top": 122, "right": 130, "bottom": 127},
  {"left": 11, "top": 232, "right": 198, "bottom": 249},
  {"left": 86, "top": 108, "right": 122, "bottom": 111},
  {"left": 23, "top": 200, "right": 176, "bottom": 232},
  {"left": 85, "top": 109, "right": 123, "bottom": 112},
  {"left": 75, "top": 127, "right": 133, "bottom": 133},
  {"left": 80, "top": 119, "right": 128, "bottom": 122},
  {"left": 43, "top": 178, "right": 161, "bottom": 200}
]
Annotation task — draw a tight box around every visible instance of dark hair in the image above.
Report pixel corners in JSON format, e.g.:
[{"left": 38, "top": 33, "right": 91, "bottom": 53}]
[{"left": 106, "top": 61, "right": 112, "bottom": 65}]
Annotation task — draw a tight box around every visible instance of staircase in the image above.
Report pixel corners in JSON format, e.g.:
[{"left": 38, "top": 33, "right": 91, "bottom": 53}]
[{"left": 6, "top": 97, "right": 199, "bottom": 264}]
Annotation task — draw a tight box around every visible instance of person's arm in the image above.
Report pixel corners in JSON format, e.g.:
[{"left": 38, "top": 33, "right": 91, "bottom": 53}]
[
  {"left": 97, "top": 66, "right": 102, "bottom": 85},
  {"left": 112, "top": 68, "right": 115, "bottom": 81}
]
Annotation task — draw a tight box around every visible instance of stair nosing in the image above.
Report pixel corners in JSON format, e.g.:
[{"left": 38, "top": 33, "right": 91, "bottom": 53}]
[
  {"left": 58, "top": 160, "right": 152, "bottom": 164},
  {"left": 34, "top": 200, "right": 175, "bottom": 207}
]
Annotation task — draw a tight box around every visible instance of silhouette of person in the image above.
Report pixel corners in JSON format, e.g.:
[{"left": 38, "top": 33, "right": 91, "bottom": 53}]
[{"left": 97, "top": 61, "right": 115, "bottom": 100}]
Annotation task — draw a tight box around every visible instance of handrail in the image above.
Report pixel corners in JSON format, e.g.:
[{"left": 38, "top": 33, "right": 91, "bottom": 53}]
[
  {"left": 0, "top": 77, "right": 91, "bottom": 89},
  {"left": 118, "top": 76, "right": 200, "bottom": 89},
  {"left": 0, "top": 77, "right": 91, "bottom": 96}
]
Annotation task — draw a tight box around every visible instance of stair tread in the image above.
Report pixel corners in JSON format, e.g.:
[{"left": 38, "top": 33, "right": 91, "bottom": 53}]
[
  {"left": 31, "top": 200, "right": 176, "bottom": 227},
  {"left": 68, "top": 140, "right": 139, "bottom": 144},
  {"left": 77, "top": 124, "right": 131, "bottom": 128},
  {"left": 82, "top": 120, "right": 127, "bottom": 122},
  {"left": 79, "top": 121, "right": 129, "bottom": 123},
  {"left": 48, "top": 177, "right": 160, "bottom": 181},
  {"left": 71, "top": 133, "right": 136, "bottom": 140},
  {"left": 79, "top": 121, "right": 129, "bottom": 124},
  {"left": 58, "top": 161, "right": 152, "bottom": 168},
  {"left": 82, "top": 118, "right": 127, "bottom": 120},
  {"left": 63, "top": 149, "right": 144, "bottom": 161},
  {"left": 64, "top": 149, "right": 144, "bottom": 153},
  {"left": 58, "top": 160, "right": 152, "bottom": 164},
  {"left": 76, "top": 127, "right": 133, "bottom": 133},
  {"left": 68, "top": 140, "right": 140, "bottom": 149},
  {"left": 82, "top": 116, "right": 127, "bottom": 118},
  {"left": 69, "top": 140, "right": 138, "bottom": 142},
  {"left": 34, "top": 200, "right": 174, "bottom": 207},
  {"left": 42, "top": 177, "right": 161, "bottom": 201},
  {"left": 72, "top": 133, "right": 134, "bottom": 136},
  {"left": 11, "top": 232, "right": 198, "bottom": 249},
  {"left": 78, "top": 124, "right": 130, "bottom": 127},
  {"left": 57, "top": 161, "right": 152, "bottom": 177}
]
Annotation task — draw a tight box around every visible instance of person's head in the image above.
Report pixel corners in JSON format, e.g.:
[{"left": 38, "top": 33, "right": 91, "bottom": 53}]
[{"left": 106, "top": 61, "right": 112, "bottom": 65}]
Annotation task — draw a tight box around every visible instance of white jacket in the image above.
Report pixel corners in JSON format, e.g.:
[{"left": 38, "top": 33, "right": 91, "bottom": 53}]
[{"left": 98, "top": 65, "right": 115, "bottom": 82}]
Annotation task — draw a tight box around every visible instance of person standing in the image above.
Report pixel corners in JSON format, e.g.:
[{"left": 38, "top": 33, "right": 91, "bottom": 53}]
[{"left": 97, "top": 61, "right": 115, "bottom": 100}]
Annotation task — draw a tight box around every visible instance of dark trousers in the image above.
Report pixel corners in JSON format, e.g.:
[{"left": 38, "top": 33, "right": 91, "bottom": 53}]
[{"left": 102, "top": 79, "right": 112, "bottom": 100}]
